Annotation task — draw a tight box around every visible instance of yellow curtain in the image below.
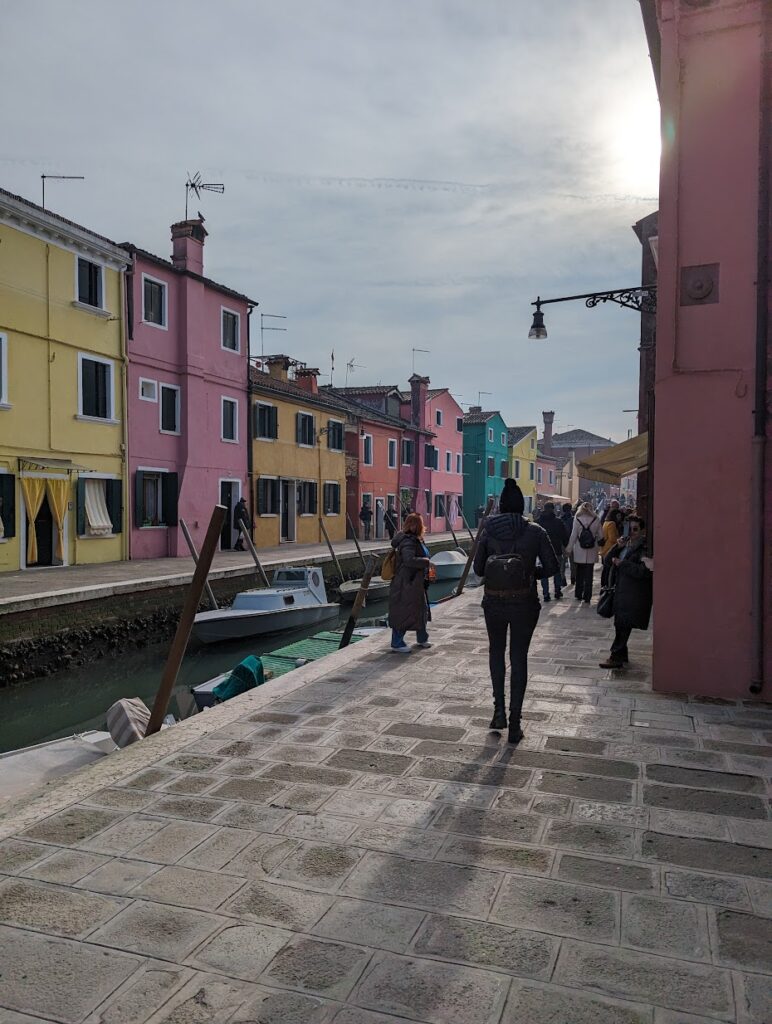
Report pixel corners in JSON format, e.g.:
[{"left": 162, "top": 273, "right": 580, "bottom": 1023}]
[
  {"left": 46, "top": 478, "right": 69, "bottom": 562},
  {"left": 20, "top": 477, "right": 46, "bottom": 565}
]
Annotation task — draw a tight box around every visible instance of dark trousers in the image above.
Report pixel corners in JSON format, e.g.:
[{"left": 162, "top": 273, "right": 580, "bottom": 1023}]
[
  {"left": 611, "top": 623, "right": 632, "bottom": 662},
  {"left": 600, "top": 557, "right": 612, "bottom": 590},
  {"left": 362, "top": 522, "right": 371, "bottom": 540},
  {"left": 575, "top": 563, "right": 594, "bottom": 601},
  {"left": 483, "top": 600, "right": 540, "bottom": 721},
  {"left": 540, "top": 573, "right": 563, "bottom": 598}
]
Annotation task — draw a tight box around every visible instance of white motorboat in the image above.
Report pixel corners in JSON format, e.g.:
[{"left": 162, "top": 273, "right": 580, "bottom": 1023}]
[
  {"left": 430, "top": 548, "right": 469, "bottom": 580},
  {"left": 192, "top": 567, "right": 339, "bottom": 645},
  {"left": 338, "top": 576, "right": 391, "bottom": 604},
  {"left": 1, "top": 732, "right": 116, "bottom": 805}
]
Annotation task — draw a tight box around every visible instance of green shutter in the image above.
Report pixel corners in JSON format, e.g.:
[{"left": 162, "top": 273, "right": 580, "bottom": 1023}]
[
  {"left": 310, "top": 482, "right": 318, "bottom": 515},
  {"left": 257, "top": 478, "right": 266, "bottom": 514},
  {"left": 0, "top": 474, "right": 16, "bottom": 539},
  {"left": 106, "top": 479, "right": 122, "bottom": 534},
  {"left": 162, "top": 473, "right": 179, "bottom": 526},
  {"left": 296, "top": 412, "right": 302, "bottom": 444},
  {"left": 135, "top": 471, "right": 145, "bottom": 527},
  {"left": 270, "top": 406, "right": 278, "bottom": 438},
  {"left": 76, "top": 479, "right": 86, "bottom": 536}
]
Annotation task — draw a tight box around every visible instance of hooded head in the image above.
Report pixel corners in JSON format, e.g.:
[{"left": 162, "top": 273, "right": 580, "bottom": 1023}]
[{"left": 499, "top": 478, "right": 525, "bottom": 515}]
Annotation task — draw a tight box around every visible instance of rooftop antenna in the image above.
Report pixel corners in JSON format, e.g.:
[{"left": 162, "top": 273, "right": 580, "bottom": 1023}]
[
  {"left": 477, "top": 391, "right": 492, "bottom": 406},
  {"left": 260, "top": 313, "right": 287, "bottom": 359},
  {"left": 345, "top": 357, "right": 366, "bottom": 388},
  {"left": 41, "top": 174, "right": 84, "bottom": 210},
  {"left": 412, "top": 348, "right": 430, "bottom": 374},
  {"left": 185, "top": 171, "right": 224, "bottom": 219}
]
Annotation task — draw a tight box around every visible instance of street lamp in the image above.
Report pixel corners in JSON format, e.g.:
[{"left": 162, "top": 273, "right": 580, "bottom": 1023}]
[{"left": 528, "top": 286, "right": 657, "bottom": 339}]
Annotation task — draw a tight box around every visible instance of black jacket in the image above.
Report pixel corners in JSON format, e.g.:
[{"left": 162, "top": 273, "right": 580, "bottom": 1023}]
[
  {"left": 611, "top": 537, "right": 653, "bottom": 630},
  {"left": 474, "top": 513, "right": 559, "bottom": 596},
  {"left": 536, "top": 509, "right": 570, "bottom": 559},
  {"left": 233, "top": 501, "right": 250, "bottom": 529},
  {"left": 388, "top": 532, "right": 430, "bottom": 631}
]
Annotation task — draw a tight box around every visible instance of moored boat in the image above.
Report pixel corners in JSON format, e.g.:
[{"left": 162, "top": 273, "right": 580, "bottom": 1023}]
[
  {"left": 430, "top": 548, "right": 468, "bottom": 580},
  {"left": 338, "top": 575, "right": 390, "bottom": 604}
]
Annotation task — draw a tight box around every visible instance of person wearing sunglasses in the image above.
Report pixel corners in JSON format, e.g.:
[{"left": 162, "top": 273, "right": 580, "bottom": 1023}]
[{"left": 599, "top": 515, "right": 653, "bottom": 669}]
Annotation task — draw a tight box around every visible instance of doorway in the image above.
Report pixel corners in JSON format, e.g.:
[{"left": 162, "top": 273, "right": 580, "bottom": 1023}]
[
  {"left": 280, "top": 479, "right": 296, "bottom": 542},
  {"left": 34, "top": 494, "right": 54, "bottom": 567},
  {"left": 375, "top": 497, "right": 385, "bottom": 540},
  {"left": 219, "top": 480, "right": 240, "bottom": 550}
]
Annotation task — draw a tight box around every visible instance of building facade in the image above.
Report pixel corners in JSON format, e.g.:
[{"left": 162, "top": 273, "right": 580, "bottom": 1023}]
[
  {"left": 0, "top": 189, "right": 130, "bottom": 572},
  {"left": 535, "top": 449, "right": 562, "bottom": 503},
  {"left": 463, "top": 408, "right": 509, "bottom": 520},
  {"left": 125, "top": 217, "right": 255, "bottom": 558},
  {"left": 507, "top": 426, "right": 538, "bottom": 513},
  {"left": 540, "top": 411, "right": 615, "bottom": 502}
]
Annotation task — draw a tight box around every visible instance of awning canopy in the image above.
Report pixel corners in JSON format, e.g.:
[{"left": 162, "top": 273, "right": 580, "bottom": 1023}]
[
  {"left": 577, "top": 432, "right": 648, "bottom": 485},
  {"left": 18, "top": 457, "right": 88, "bottom": 473},
  {"left": 537, "top": 492, "right": 571, "bottom": 504}
]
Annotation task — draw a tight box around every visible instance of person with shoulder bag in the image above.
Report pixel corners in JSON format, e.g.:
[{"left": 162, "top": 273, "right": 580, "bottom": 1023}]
[
  {"left": 473, "top": 480, "right": 558, "bottom": 744},
  {"left": 599, "top": 516, "right": 653, "bottom": 668},
  {"left": 567, "top": 500, "right": 603, "bottom": 603},
  {"left": 387, "top": 512, "right": 432, "bottom": 653}
]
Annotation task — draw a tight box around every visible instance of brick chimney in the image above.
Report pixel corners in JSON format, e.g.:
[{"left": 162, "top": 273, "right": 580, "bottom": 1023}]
[
  {"left": 170, "top": 216, "right": 207, "bottom": 275},
  {"left": 265, "top": 355, "right": 290, "bottom": 382},
  {"left": 468, "top": 405, "right": 482, "bottom": 414},
  {"left": 409, "top": 373, "right": 429, "bottom": 427},
  {"left": 294, "top": 367, "right": 319, "bottom": 395},
  {"left": 542, "top": 410, "right": 555, "bottom": 454}
]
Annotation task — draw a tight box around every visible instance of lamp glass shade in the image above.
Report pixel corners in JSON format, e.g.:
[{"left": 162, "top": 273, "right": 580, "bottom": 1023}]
[{"left": 528, "top": 308, "right": 547, "bottom": 339}]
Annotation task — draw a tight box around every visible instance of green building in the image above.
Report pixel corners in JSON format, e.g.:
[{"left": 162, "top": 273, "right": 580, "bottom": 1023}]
[{"left": 462, "top": 407, "right": 510, "bottom": 522}]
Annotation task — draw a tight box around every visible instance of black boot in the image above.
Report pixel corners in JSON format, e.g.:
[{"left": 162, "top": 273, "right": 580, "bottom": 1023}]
[
  {"left": 489, "top": 704, "right": 507, "bottom": 730},
  {"left": 507, "top": 718, "right": 524, "bottom": 745}
]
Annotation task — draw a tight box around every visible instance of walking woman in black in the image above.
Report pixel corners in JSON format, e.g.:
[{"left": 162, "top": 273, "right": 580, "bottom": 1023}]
[{"left": 474, "top": 479, "right": 558, "bottom": 744}]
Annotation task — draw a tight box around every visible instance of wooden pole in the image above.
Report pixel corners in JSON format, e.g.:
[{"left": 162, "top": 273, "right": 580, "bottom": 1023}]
[
  {"left": 146, "top": 505, "right": 226, "bottom": 736},
  {"left": 319, "top": 517, "right": 344, "bottom": 579},
  {"left": 339, "top": 555, "right": 377, "bottom": 648},
  {"left": 461, "top": 512, "right": 475, "bottom": 542},
  {"left": 238, "top": 524, "right": 271, "bottom": 588},
  {"left": 347, "top": 513, "right": 367, "bottom": 570},
  {"left": 455, "top": 496, "right": 494, "bottom": 597},
  {"left": 179, "top": 517, "right": 218, "bottom": 610},
  {"left": 444, "top": 501, "right": 462, "bottom": 550}
]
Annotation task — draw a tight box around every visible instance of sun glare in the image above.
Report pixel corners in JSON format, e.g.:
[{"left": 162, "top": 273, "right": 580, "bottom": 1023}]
[{"left": 601, "top": 92, "right": 661, "bottom": 197}]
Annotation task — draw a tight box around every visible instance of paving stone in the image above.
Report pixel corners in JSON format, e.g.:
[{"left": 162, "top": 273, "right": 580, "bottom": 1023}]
[
  {"left": 320, "top": 791, "right": 393, "bottom": 820},
  {"left": 123, "top": 768, "right": 178, "bottom": 789},
  {"left": 432, "top": 805, "right": 542, "bottom": 844},
  {"left": 512, "top": 750, "right": 639, "bottom": 779},
  {"left": 130, "top": 865, "right": 245, "bottom": 910},
  {"left": 75, "top": 857, "right": 162, "bottom": 895},
  {"left": 325, "top": 748, "right": 414, "bottom": 776},
  {"left": 279, "top": 814, "right": 359, "bottom": 844},
  {"left": 160, "top": 775, "right": 219, "bottom": 796},
  {"left": 378, "top": 798, "right": 438, "bottom": 828},
  {"left": 21, "top": 806, "right": 124, "bottom": 846},
  {"left": 368, "top": 735, "right": 418, "bottom": 754},
  {"left": 90, "top": 902, "right": 222, "bottom": 960},
  {"left": 409, "top": 739, "right": 500, "bottom": 763},
  {"left": 129, "top": 821, "right": 219, "bottom": 864},
  {"left": 261, "top": 936, "right": 370, "bottom": 999},
  {"left": 91, "top": 966, "right": 187, "bottom": 1024},
  {"left": 232, "top": 988, "right": 329, "bottom": 1023},
  {"left": 713, "top": 909, "right": 772, "bottom": 972},
  {"left": 728, "top": 818, "right": 772, "bottom": 849},
  {"left": 264, "top": 744, "right": 338, "bottom": 765},
  {"left": 431, "top": 782, "right": 497, "bottom": 808},
  {"left": 342, "top": 850, "right": 500, "bottom": 917},
  {"left": 572, "top": 801, "right": 649, "bottom": 827},
  {"left": 530, "top": 793, "right": 572, "bottom": 817},
  {"left": 216, "top": 740, "right": 264, "bottom": 758},
  {"left": 270, "top": 785, "right": 335, "bottom": 812},
  {"left": 622, "top": 894, "right": 708, "bottom": 960},
  {"left": 85, "top": 788, "right": 160, "bottom": 811},
  {"left": 737, "top": 972, "right": 772, "bottom": 1024},
  {"left": 350, "top": 823, "right": 445, "bottom": 860},
  {"left": 82, "top": 815, "right": 169, "bottom": 855},
  {"left": 643, "top": 784, "right": 767, "bottom": 819},
  {"left": 143, "top": 974, "right": 251, "bottom": 1024},
  {"left": 329, "top": 1008, "right": 415, "bottom": 1024},
  {"left": 0, "top": 877, "right": 125, "bottom": 937},
  {"left": 0, "top": 839, "right": 50, "bottom": 873},
  {"left": 555, "top": 940, "right": 734, "bottom": 1017},
  {"left": 260, "top": 762, "right": 355, "bottom": 787},
  {"left": 225, "top": 879, "right": 332, "bottom": 929},
  {"left": 746, "top": 877, "right": 772, "bottom": 916},
  {"left": 349, "top": 773, "right": 395, "bottom": 793},
  {"left": 437, "top": 836, "right": 552, "bottom": 875},
  {"left": 176, "top": 828, "right": 256, "bottom": 871},
  {"left": 544, "top": 736, "right": 608, "bottom": 755},
  {"left": 272, "top": 841, "right": 364, "bottom": 891},
  {"left": 664, "top": 870, "right": 750, "bottom": 908},
  {"left": 190, "top": 921, "right": 292, "bottom": 980},
  {"left": 557, "top": 855, "right": 657, "bottom": 892},
  {"left": 409, "top": 755, "right": 531, "bottom": 789},
  {"left": 657, "top": 749, "right": 729, "bottom": 770},
  {"left": 645, "top": 764, "right": 765, "bottom": 793},
  {"left": 312, "top": 897, "right": 424, "bottom": 953},
  {"left": 249, "top": 711, "right": 301, "bottom": 724},
  {"left": 543, "top": 820, "right": 635, "bottom": 857},
  {"left": 631, "top": 711, "right": 694, "bottom": 732},
  {"left": 491, "top": 874, "right": 618, "bottom": 941},
  {"left": 641, "top": 831, "right": 772, "bottom": 878},
  {"left": 215, "top": 803, "right": 293, "bottom": 832},
  {"left": 413, "top": 913, "right": 556, "bottom": 978},
  {"left": 383, "top": 722, "right": 466, "bottom": 741},
  {"left": 212, "top": 758, "right": 261, "bottom": 777},
  {"left": 222, "top": 834, "right": 299, "bottom": 878},
  {"left": 352, "top": 951, "right": 510, "bottom": 1024},
  {"left": 164, "top": 754, "right": 225, "bottom": 773},
  {"left": 536, "top": 771, "right": 634, "bottom": 803},
  {"left": 493, "top": 790, "right": 535, "bottom": 813},
  {"left": 503, "top": 979, "right": 651, "bottom": 1024},
  {"left": 147, "top": 797, "right": 229, "bottom": 823},
  {"left": 0, "top": 923, "right": 141, "bottom": 1023},
  {"left": 22, "top": 848, "right": 108, "bottom": 884},
  {"left": 647, "top": 808, "right": 730, "bottom": 840},
  {"left": 703, "top": 739, "right": 772, "bottom": 757},
  {"left": 632, "top": 733, "right": 699, "bottom": 749}
]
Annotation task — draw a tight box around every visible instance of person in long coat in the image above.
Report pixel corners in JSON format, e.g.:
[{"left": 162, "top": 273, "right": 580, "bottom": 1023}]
[
  {"left": 567, "top": 501, "right": 603, "bottom": 603},
  {"left": 599, "top": 508, "right": 625, "bottom": 589},
  {"left": 599, "top": 516, "right": 653, "bottom": 668},
  {"left": 388, "top": 512, "right": 431, "bottom": 653}
]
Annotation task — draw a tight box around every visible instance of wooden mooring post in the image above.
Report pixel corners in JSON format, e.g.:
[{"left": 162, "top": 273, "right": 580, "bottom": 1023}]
[
  {"left": 339, "top": 556, "right": 377, "bottom": 649},
  {"left": 179, "top": 517, "right": 219, "bottom": 610},
  {"left": 319, "top": 518, "right": 345, "bottom": 580},
  {"left": 455, "top": 497, "right": 494, "bottom": 597},
  {"left": 347, "top": 513, "right": 367, "bottom": 571}
]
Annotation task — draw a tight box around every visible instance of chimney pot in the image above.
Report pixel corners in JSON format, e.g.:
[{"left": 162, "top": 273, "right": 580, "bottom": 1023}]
[
  {"left": 409, "top": 373, "right": 429, "bottom": 427},
  {"left": 542, "top": 410, "right": 555, "bottom": 454},
  {"left": 265, "top": 355, "right": 290, "bottom": 382},
  {"left": 170, "top": 217, "right": 207, "bottom": 275},
  {"left": 294, "top": 367, "right": 320, "bottom": 394}
]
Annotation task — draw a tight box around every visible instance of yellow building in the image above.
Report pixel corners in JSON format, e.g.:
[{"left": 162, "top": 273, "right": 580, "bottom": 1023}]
[
  {"left": 250, "top": 357, "right": 348, "bottom": 548},
  {"left": 0, "top": 188, "right": 131, "bottom": 572},
  {"left": 507, "top": 425, "right": 538, "bottom": 514}
]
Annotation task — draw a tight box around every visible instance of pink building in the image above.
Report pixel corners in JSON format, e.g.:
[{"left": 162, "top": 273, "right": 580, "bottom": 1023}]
[
  {"left": 642, "top": 0, "right": 770, "bottom": 697},
  {"left": 125, "top": 217, "right": 257, "bottom": 558}
]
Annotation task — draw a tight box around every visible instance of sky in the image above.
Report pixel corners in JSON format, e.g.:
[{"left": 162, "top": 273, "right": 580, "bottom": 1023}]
[{"left": 1, "top": 0, "right": 660, "bottom": 443}]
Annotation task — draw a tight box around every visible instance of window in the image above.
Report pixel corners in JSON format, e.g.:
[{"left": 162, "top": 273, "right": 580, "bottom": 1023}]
[
  {"left": 387, "top": 438, "right": 397, "bottom": 469},
  {"left": 488, "top": 428, "right": 494, "bottom": 443},
  {"left": 501, "top": 432, "right": 506, "bottom": 446},
  {"left": 77, "top": 257, "right": 103, "bottom": 308},
  {"left": 537, "top": 467, "right": 543, "bottom": 484},
  {"left": 529, "top": 463, "right": 534, "bottom": 480},
  {"left": 445, "top": 450, "right": 451, "bottom": 472},
  {"left": 254, "top": 402, "right": 278, "bottom": 439},
  {"left": 135, "top": 470, "right": 178, "bottom": 527},
  {"left": 514, "top": 459, "right": 520, "bottom": 479},
  {"left": 549, "top": 470, "right": 554, "bottom": 485},
  {"left": 487, "top": 457, "right": 495, "bottom": 477},
  {"left": 221, "top": 308, "right": 240, "bottom": 352},
  {"left": 256, "top": 476, "right": 279, "bottom": 515},
  {"left": 79, "top": 355, "right": 114, "bottom": 420},
  {"left": 323, "top": 482, "right": 341, "bottom": 514},
  {"left": 326, "top": 420, "right": 344, "bottom": 451},
  {"left": 160, "top": 384, "right": 180, "bottom": 434},
  {"left": 434, "top": 493, "right": 445, "bottom": 518},
  {"left": 142, "top": 275, "right": 166, "bottom": 328},
  {"left": 424, "top": 490, "right": 432, "bottom": 514},
  {"left": 139, "top": 378, "right": 157, "bottom": 402},
  {"left": 456, "top": 453, "right": 462, "bottom": 474},
  {"left": 363, "top": 434, "right": 373, "bottom": 465},
  {"left": 296, "top": 412, "right": 315, "bottom": 446},
  {"left": 500, "top": 460, "right": 508, "bottom": 478},
  {"left": 76, "top": 477, "right": 122, "bottom": 537},
  {"left": 531, "top": 437, "right": 535, "bottom": 449},
  {"left": 401, "top": 439, "right": 414, "bottom": 465},
  {"left": 424, "top": 444, "right": 439, "bottom": 469},
  {"left": 0, "top": 333, "right": 8, "bottom": 407},
  {"left": 222, "top": 397, "right": 238, "bottom": 442},
  {"left": 435, "top": 409, "right": 443, "bottom": 426},
  {"left": 298, "top": 481, "right": 318, "bottom": 515},
  {"left": 456, "top": 416, "right": 463, "bottom": 433}
]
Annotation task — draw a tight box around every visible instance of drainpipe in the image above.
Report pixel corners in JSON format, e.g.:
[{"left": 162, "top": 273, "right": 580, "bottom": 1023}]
[
  {"left": 750, "top": 20, "right": 770, "bottom": 696},
  {"left": 246, "top": 304, "right": 256, "bottom": 526},
  {"left": 119, "top": 265, "right": 130, "bottom": 563}
]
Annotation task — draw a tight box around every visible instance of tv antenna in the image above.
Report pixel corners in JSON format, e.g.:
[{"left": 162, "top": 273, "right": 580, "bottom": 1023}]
[
  {"left": 412, "top": 348, "right": 430, "bottom": 373},
  {"left": 185, "top": 171, "right": 224, "bottom": 218},
  {"left": 260, "top": 313, "right": 287, "bottom": 358},
  {"left": 477, "top": 391, "right": 492, "bottom": 406},
  {"left": 41, "top": 174, "right": 84, "bottom": 210},
  {"left": 345, "top": 357, "right": 366, "bottom": 388}
]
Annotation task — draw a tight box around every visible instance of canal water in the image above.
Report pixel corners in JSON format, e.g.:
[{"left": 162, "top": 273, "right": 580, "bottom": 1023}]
[{"left": 0, "top": 581, "right": 460, "bottom": 753}]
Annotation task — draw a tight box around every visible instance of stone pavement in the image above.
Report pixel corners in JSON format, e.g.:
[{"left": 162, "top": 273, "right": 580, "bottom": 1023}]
[{"left": 0, "top": 590, "right": 770, "bottom": 1024}]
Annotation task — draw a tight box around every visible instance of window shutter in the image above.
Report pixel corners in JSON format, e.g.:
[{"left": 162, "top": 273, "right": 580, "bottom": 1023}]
[
  {"left": 0, "top": 474, "right": 16, "bottom": 539},
  {"left": 162, "top": 473, "right": 179, "bottom": 526},
  {"left": 258, "top": 478, "right": 266, "bottom": 514},
  {"left": 296, "top": 412, "right": 302, "bottom": 444},
  {"left": 252, "top": 403, "right": 259, "bottom": 438},
  {"left": 106, "top": 479, "right": 123, "bottom": 533},
  {"left": 310, "top": 482, "right": 318, "bottom": 514},
  {"left": 134, "top": 470, "right": 145, "bottom": 527},
  {"left": 327, "top": 420, "right": 333, "bottom": 448},
  {"left": 271, "top": 406, "right": 278, "bottom": 438},
  {"left": 76, "top": 479, "right": 86, "bottom": 536}
]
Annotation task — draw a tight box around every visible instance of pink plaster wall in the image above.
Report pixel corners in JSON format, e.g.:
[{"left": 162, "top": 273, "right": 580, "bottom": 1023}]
[
  {"left": 400, "top": 388, "right": 464, "bottom": 532},
  {"left": 652, "top": 0, "right": 770, "bottom": 696}
]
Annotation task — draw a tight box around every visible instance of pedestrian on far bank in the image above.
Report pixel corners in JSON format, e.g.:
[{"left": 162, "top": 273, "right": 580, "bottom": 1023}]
[
  {"left": 567, "top": 501, "right": 602, "bottom": 603},
  {"left": 599, "top": 516, "right": 653, "bottom": 668},
  {"left": 384, "top": 503, "right": 398, "bottom": 540},
  {"left": 233, "top": 497, "right": 251, "bottom": 551},
  {"left": 536, "top": 501, "right": 569, "bottom": 601},
  {"left": 359, "top": 501, "right": 373, "bottom": 541},
  {"left": 388, "top": 512, "right": 432, "bottom": 653},
  {"left": 474, "top": 479, "right": 558, "bottom": 745}
]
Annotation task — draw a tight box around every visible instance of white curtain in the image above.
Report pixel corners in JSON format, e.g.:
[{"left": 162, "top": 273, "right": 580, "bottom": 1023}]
[{"left": 85, "top": 479, "right": 113, "bottom": 536}]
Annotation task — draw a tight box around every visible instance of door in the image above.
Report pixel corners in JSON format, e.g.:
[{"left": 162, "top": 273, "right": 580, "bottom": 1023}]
[
  {"left": 34, "top": 494, "right": 54, "bottom": 567},
  {"left": 219, "top": 481, "right": 239, "bottom": 550},
  {"left": 375, "top": 498, "right": 385, "bottom": 540},
  {"left": 280, "top": 480, "right": 296, "bottom": 542}
]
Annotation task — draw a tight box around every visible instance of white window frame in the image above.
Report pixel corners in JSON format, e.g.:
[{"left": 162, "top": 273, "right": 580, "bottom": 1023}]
[
  {"left": 537, "top": 467, "right": 543, "bottom": 484},
  {"left": 515, "top": 459, "right": 520, "bottom": 479},
  {"left": 323, "top": 480, "right": 341, "bottom": 516},
  {"left": 74, "top": 256, "right": 107, "bottom": 313},
  {"left": 255, "top": 400, "right": 277, "bottom": 440},
  {"left": 327, "top": 417, "right": 344, "bottom": 452},
  {"left": 257, "top": 474, "right": 279, "bottom": 517},
  {"left": 137, "top": 465, "right": 171, "bottom": 530},
  {"left": 435, "top": 408, "right": 443, "bottom": 426},
  {"left": 456, "top": 452, "right": 461, "bottom": 474},
  {"left": 387, "top": 438, "right": 397, "bottom": 469},
  {"left": 501, "top": 432, "right": 506, "bottom": 446},
  {"left": 549, "top": 469, "right": 554, "bottom": 485},
  {"left": 363, "top": 433, "right": 373, "bottom": 466},
  {"left": 456, "top": 416, "right": 463, "bottom": 433},
  {"left": 445, "top": 450, "right": 451, "bottom": 472},
  {"left": 138, "top": 377, "right": 158, "bottom": 403},
  {"left": 221, "top": 396, "right": 239, "bottom": 444},
  {"left": 0, "top": 333, "right": 9, "bottom": 409},
  {"left": 221, "top": 306, "right": 241, "bottom": 353},
  {"left": 77, "top": 352, "right": 117, "bottom": 423},
  {"left": 361, "top": 491, "right": 373, "bottom": 514},
  {"left": 141, "top": 273, "right": 168, "bottom": 330},
  {"left": 401, "top": 439, "right": 414, "bottom": 466},
  {"left": 297, "top": 410, "right": 315, "bottom": 448},
  {"left": 488, "top": 427, "right": 494, "bottom": 443},
  {"left": 159, "top": 382, "right": 181, "bottom": 435}
]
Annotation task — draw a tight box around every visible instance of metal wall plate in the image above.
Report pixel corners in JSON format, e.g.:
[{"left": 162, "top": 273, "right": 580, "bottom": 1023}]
[{"left": 680, "top": 263, "right": 720, "bottom": 305}]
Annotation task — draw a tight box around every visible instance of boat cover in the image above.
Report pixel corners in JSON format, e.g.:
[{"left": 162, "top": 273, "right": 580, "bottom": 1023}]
[{"left": 213, "top": 655, "right": 265, "bottom": 702}]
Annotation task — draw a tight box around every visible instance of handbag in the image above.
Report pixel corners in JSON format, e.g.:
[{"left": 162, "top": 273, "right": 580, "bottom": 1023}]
[{"left": 596, "top": 586, "right": 615, "bottom": 619}]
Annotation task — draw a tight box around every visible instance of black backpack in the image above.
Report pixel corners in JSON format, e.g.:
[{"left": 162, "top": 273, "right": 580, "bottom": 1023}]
[
  {"left": 484, "top": 516, "right": 533, "bottom": 594},
  {"left": 578, "top": 516, "right": 598, "bottom": 550}
]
